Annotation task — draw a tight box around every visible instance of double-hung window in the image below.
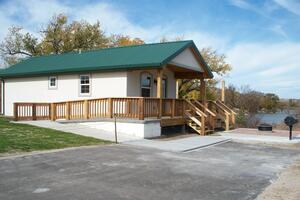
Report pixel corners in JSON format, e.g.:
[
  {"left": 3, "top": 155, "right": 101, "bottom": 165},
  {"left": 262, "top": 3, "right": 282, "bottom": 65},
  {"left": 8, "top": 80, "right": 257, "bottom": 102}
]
[
  {"left": 49, "top": 76, "right": 57, "bottom": 89},
  {"left": 140, "top": 72, "right": 152, "bottom": 97},
  {"left": 80, "top": 75, "right": 91, "bottom": 95}
]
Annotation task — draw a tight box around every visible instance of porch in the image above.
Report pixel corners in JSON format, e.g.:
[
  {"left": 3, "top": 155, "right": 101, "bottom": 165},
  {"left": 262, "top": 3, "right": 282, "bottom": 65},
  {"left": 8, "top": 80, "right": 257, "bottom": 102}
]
[{"left": 13, "top": 97, "right": 236, "bottom": 136}]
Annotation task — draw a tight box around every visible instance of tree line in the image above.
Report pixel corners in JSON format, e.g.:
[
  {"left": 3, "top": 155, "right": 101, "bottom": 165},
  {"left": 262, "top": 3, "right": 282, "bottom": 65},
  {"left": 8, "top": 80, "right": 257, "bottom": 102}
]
[
  {"left": 0, "top": 14, "right": 144, "bottom": 66},
  {"left": 0, "top": 14, "right": 233, "bottom": 103}
]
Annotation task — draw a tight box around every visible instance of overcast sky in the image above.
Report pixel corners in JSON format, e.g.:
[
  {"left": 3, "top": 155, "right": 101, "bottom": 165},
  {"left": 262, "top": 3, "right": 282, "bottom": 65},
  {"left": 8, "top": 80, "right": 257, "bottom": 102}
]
[{"left": 0, "top": 0, "right": 300, "bottom": 98}]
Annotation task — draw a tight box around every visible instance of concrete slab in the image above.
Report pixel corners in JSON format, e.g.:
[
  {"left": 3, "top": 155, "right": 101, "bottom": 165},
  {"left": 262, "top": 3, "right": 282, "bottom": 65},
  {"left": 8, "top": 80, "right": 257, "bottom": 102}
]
[
  {"left": 219, "top": 132, "right": 300, "bottom": 144},
  {"left": 124, "top": 136, "right": 231, "bottom": 152},
  {"left": 14, "top": 120, "right": 140, "bottom": 142}
]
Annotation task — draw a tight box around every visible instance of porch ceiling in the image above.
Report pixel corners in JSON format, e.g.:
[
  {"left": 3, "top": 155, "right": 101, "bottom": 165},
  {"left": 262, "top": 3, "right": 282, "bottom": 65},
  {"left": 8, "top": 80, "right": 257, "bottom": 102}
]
[{"left": 166, "top": 64, "right": 204, "bottom": 79}]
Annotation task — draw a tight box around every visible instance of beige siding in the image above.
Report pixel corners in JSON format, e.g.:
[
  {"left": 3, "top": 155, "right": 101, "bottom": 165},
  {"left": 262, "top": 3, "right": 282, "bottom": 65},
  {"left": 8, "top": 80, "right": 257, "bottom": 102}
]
[
  {"left": 4, "top": 71, "right": 127, "bottom": 116},
  {"left": 170, "top": 48, "right": 203, "bottom": 72},
  {"left": 126, "top": 68, "right": 176, "bottom": 98}
]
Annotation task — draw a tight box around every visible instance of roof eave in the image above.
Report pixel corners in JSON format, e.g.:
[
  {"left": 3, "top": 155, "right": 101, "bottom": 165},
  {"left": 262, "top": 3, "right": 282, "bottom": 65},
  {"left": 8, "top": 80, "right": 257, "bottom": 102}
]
[{"left": 0, "top": 64, "right": 162, "bottom": 79}]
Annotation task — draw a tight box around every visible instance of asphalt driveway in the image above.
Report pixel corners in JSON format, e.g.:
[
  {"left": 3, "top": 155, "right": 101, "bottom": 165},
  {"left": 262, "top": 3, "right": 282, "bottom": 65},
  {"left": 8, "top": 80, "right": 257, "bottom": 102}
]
[{"left": 0, "top": 142, "right": 299, "bottom": 200}]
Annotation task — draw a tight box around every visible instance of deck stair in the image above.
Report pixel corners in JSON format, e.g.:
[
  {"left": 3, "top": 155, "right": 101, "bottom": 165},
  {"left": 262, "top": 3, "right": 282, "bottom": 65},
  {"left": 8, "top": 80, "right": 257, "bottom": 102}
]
[
  {"left": 191, "top": 100, "right": 216, "bottom": 132},
  {"left": 185, "top": 99, "right": 236, "bottom": 132},
  {"left": 184, "top": 100, "right": 214, "bottom": 135},
  {"left": 207, "top": 100, "right": 236, "bottom": 131}
]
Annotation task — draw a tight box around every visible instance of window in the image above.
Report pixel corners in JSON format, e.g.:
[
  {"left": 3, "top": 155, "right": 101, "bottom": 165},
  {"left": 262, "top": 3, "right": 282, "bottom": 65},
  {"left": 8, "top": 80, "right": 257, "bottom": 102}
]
[
  {"left": 80, "top": 75, "right": 91, "bottom": 95},
  {"left": 49, "top": 76, "right": 57, "bottom": 89},
  {"left": 140, "top": 72, "right": 152, "bottom": 97}
]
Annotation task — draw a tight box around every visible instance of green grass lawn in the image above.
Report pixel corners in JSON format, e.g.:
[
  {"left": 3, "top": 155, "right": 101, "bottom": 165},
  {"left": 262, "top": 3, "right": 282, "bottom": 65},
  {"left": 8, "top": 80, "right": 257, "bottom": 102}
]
[{"left": 0, "top": 117, "right": 111, "bottom": 154}]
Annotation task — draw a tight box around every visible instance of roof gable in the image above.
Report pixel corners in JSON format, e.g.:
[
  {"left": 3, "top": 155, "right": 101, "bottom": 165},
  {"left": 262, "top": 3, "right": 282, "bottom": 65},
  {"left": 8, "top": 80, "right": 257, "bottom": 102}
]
[{"left": 169, "top": 48, "right": 203, "bottom": 72}]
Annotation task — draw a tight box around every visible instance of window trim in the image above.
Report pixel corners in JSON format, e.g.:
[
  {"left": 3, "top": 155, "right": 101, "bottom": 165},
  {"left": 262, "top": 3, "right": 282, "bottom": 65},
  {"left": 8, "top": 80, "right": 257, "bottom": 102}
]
[
  {"left": 48, "top": 76, "right": 58, "bottom": 90},
  {"left": 79, "top": 74, "right": 91, "bottom": 96},
  {"left": 140, "top": 72, "right": 152, "bottom": 97}
]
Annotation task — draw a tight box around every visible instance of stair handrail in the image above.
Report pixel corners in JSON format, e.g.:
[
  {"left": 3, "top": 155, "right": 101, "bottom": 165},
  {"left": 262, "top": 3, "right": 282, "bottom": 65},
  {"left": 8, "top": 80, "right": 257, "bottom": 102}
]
[
  {"left": 185, "top": 100, "right": 207, "bottom": 118},
  {"left": 184, "top": 110, "right": 203, "bottom": 126},
  {"left": 208, "top": 100, "right": 231, "bottom": 115},
  {"left": 193, "top": 100, "right": 216, "bottom": 117},
  {"left": 184, "top": 100, "right": 206, "bottom": 135},
  {"left": 216, "top": 100, "right": 237, "bottom": 115}
]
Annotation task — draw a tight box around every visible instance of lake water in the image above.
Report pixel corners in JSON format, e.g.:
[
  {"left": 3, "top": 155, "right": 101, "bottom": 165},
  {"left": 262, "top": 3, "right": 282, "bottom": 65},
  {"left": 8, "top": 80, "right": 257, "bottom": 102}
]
[{"left": 256, "top": 110, "right": 299, "bottom": 124}]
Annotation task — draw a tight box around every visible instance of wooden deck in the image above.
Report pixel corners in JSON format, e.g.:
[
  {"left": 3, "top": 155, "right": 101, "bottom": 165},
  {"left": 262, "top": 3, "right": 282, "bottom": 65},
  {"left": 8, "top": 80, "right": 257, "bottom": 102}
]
[
  {"left": 13, "top": 97, "right": 236, "bottom": 135},
  {"left": 14, "top": 98, "right": 186, "bottom": 121}
]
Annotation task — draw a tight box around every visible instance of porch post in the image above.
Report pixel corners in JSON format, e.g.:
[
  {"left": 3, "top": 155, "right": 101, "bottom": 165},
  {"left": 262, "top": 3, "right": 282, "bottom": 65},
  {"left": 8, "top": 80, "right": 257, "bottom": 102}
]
[
  {"left": 200, "top": 78, "right": 206, "bottom": 104},
  {"left": 157, "top": 69, "right": 163, "bottom": 118},
  {"left": 176, "top": 79, "right": 179, "bottom": 99},
  {"left": 221, "top": 80, "right": 225, "bottom": 103}
]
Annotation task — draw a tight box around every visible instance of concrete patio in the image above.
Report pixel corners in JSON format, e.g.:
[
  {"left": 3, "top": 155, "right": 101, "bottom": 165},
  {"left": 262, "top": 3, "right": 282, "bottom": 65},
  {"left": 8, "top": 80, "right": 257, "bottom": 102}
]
[
  {"left": 220, "top": 128, "right": 300, "bottom": 144},
  {"left": 15, "top": 120, "right": 231, "bottom": 151}
]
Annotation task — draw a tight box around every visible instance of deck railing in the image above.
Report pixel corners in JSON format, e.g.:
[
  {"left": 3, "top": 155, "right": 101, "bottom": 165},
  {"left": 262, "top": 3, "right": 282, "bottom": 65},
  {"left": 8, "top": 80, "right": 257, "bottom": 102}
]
[
  {"left": 13, "top": 97, "right": 185, "bottom": 121},
  {"left": 13, "top": 103, "right": 51, "bottom": 121}
]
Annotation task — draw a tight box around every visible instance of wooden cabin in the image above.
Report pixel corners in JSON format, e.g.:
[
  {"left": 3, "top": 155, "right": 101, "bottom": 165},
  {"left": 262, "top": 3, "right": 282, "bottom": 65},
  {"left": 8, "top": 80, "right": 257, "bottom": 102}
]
[{"left": 0, "top": 40, "right": 235, "bottom": 138}]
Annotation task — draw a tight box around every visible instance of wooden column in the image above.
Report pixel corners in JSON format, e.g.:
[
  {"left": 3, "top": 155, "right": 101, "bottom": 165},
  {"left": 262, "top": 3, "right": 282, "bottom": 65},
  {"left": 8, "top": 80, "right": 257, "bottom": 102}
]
[
  {"left": 200, "top": 78, "right": 206, "bottom": 104},
  {"left": 221, "top": 80, "right": 225, "bottom": 103},
  {"left": 66, "top": 102, "right": 70, "bottom": 120},
  {"left": 13, "top": 103, "right": 18, "bottom": 121},
  {"left": 171, "top": 99, "right": 175, "bottom": 118},
  {"left": 176, "top": 79, "right": 179, "bottom": 99},
  {"left": 201, "top": 115, "right": 205, "bottom": 135},
  {"left": 32, "top": 103, "right": 37, "bottom": 120},
  {"left": 157, "top": 69, "right": 163, "bottom": 98},
  {"left": 138, "top": 98, "right": 144, "bottom": 120},
  {"left": 108, "top": 98, "right": 113, "bottom": 118},
  {"left": 225, "top": 113, "right": 230, "bottom": 131},
  {"left": 50, "top": 103, "right": 56, "bottom": 121},
  {"left": 84, "top": 100, "right": 89, "bottom": 119},
  {"left": 157, "top": 69, "right": 163, "bottom": 118},
  {"left": 231, "top": 111, "right": 236, "bottom": 128}
]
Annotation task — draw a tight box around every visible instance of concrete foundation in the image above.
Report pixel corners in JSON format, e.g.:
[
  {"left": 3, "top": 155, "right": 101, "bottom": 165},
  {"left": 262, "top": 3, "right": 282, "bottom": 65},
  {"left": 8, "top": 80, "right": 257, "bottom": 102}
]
[{"left": 78, "top": 120, "right": 161, "bottom": 139}]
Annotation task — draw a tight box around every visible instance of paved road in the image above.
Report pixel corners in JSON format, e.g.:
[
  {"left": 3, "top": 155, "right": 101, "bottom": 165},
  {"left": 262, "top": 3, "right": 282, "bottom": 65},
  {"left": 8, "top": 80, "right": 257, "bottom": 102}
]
[{"left": 0, "top": 142, "right": 299, "bottom": 200}]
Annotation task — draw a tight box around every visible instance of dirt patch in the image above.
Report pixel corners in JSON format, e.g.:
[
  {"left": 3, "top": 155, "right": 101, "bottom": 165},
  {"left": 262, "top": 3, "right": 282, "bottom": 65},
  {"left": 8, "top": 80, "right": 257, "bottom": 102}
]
[{"left": 256, "top": 155, "right": 300, "bottom": 200}]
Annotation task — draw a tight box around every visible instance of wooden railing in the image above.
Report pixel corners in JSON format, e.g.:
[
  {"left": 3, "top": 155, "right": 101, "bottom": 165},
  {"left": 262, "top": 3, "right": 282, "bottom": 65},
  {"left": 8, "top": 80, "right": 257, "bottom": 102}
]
[
  {"left": 192, "top": 100, "right": 216, "bottom": 131},
  {"left": 216, "top": 100, "right": 237, "bottom": 126},
  {"left": 184, "top": 100, "right": 207, "bottom": 135},
  {"left": 14, "top": 98, "right": 185, "bottom": 121},
  {"left": 207, "top": 100, "right": 236, "bottom": 131},
  {"left": 14, "top": 103, "right": 50, "bottom": 121}
]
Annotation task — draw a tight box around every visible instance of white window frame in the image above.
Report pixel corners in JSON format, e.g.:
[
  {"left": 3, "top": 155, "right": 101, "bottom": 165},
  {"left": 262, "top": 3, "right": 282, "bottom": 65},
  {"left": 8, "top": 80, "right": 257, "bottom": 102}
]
[
  {"left": 79, "top": 74, "right": 91, "bottom": 96},
  {"left": 48, "top": 76, "right": 57, "bottom": 89},
  {"left": 140, "top": 72, "right": 152, "bottom": 97}
]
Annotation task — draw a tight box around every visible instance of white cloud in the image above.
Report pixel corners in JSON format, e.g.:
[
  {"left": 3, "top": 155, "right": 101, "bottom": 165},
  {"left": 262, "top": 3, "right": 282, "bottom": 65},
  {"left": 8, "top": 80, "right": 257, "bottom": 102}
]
[
  {"left": 274, "top": 0, "right": 300, "bottom": 15},
  {"left": 226, "top": 42, "right": 300, "bottom": 98},
  {"left": 72, "top": 2, "right": 170, "bottom": 42},
  {"left": 229, "top": 0, "right": 266, "bottom": 16},
  {"left": 229, "top": 0, "right": 252, "bottom": 10},
  {"left": 0, "top": 1, "right": 226, "bottom": 46},
  {"left": 0, "top": 0, "right": 300, "bottom": 98}
]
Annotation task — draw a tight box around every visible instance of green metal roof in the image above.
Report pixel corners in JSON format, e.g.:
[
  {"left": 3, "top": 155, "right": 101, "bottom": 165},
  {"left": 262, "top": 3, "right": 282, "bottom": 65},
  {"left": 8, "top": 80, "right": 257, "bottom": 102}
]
[{"left": 0, "top": 40, "right": 213, "bottom": 78}]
